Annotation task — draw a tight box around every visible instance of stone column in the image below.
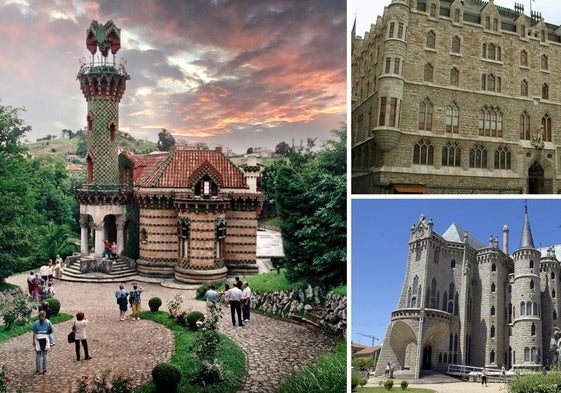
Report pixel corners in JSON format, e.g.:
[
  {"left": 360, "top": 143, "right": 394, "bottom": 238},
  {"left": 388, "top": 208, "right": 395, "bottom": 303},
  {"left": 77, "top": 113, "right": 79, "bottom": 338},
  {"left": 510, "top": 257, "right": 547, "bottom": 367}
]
[
  {"left": 80, "top": 216, "right": 89, "bottom": 254},
  {"left": 93, "top": 222, "right": 105, "bottom": 256},
  {"left": 116, "top": 218, "right": 126, "bottom": 255}
]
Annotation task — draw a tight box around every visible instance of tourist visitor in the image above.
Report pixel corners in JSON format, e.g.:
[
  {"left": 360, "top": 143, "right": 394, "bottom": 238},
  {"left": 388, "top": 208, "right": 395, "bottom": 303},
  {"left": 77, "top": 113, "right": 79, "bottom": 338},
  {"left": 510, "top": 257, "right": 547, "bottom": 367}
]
[
  {"left": 241, "top": 282, "right": 252, "bottom": 322},
  {"left": 47, "top": 259, "right": 54, "bottom": 282},
  {"left": 221, "top": 283, "right": 231, "bottom": 307},
  {"left": 74, "top": 311, "right": 91, "bottom": 361},
  {"left": 481, "top": 367, "right": 488, "bottom": 386},
  {"left": 53, "top": 256, "right": 62, "bottom": 280},
  {"left": 129, "top": 283, "right": 143, "bottom": 320},
  {"left": 228, "top": 283, "right": 244, "bottom": 327},
  {"left": 205, "top": 284, "right": 218, "bottom": 312},
  {"left": 114, "top": 284, "right": 129, "bottom": 321},
  {"left": 32, "top": 310, "right": 53, "bottom": 374},
  {"left": 234, "top": 276, "right": 242, "bottom": 289},
  {"left": 38, "top": 301, "right": 55, "bottom": 346},
  {"left": 102, "top": 239, "right": 112, "bottom": 259},
  {"left": 32, "top": 273, "right": 44, "bottom": 301},
  {"left": 110, "top": 242, "right": 118, "bottom": 259},
  {"left": 39, "top": 263, "right": 50, "bottom": 283},
  {"left": 27, "top": 271, "right": 35, "bottom": 297}
]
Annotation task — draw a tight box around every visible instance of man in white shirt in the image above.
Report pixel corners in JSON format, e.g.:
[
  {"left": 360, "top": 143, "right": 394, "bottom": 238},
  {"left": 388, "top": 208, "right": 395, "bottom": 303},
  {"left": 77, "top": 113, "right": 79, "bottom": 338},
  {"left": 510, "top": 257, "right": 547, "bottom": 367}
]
[
  {"left": 228, "top": 284, "right": 244, "bottom": 327},
  {"left": 241, "top": 282, "right": 252, "bottom": 322}
]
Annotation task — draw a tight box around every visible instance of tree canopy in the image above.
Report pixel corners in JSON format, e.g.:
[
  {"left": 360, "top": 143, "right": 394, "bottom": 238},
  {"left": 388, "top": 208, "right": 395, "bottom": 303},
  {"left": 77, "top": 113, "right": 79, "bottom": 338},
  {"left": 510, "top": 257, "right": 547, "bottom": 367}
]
[
  {"left": 264, "top": 125, "right": 346, "bottom": 288},
  {"left": 157, "top": 128, "right": 176, "bottom": 151}
]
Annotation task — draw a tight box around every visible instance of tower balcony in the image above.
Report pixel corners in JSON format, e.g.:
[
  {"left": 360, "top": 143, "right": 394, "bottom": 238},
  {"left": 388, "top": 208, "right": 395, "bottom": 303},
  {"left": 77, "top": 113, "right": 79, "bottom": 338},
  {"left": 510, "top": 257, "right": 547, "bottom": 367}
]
[
  {"left": 373, "top": 127, "right": 401, "bottom": 152},
  {"left": 77, "top": 59, "right": 130, "bottom": 102}
]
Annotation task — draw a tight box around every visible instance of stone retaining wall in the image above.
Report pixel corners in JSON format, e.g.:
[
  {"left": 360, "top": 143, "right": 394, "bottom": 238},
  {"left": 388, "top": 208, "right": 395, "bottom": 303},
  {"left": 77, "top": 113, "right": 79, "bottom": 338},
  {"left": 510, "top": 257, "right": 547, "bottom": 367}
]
[{"left": 251, "top": 284, "right": 346, "bottom": 336}]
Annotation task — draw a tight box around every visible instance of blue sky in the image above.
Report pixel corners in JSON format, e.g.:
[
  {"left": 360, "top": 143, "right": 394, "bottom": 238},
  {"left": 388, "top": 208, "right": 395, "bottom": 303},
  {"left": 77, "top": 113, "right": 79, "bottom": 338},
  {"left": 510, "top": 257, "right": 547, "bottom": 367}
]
[{"left": 351, "top": 198, "right": 561, "bottom": 347}]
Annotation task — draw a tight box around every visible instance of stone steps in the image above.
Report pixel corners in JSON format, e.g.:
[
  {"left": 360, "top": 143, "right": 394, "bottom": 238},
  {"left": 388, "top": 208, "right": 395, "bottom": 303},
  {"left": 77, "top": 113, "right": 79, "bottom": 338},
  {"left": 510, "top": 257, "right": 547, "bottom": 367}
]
[{"left": 61, "top": 258, "right": 138, "bottom": 283}]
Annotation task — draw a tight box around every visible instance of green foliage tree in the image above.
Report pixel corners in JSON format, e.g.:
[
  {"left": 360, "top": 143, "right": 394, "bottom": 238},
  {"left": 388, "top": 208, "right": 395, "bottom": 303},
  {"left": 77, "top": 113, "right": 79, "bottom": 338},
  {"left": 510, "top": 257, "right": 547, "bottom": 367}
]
[
  {"left": 157, "top": 128, "right": 176, "bottom": 151},
  {"left": 246, "top": 147, "right": 254, "bottom": 154},
  {"left": 274, "top": 141, "right": 290, "bottom": 156},
  {"left": 352, "top": 357, "right": 374, "bottom": 371},
  {"left": 270, "top": 125, "right": 346, "bottom": 288},
  {"left": 0, "top": 102, "right": 78, "bottom": 282}
]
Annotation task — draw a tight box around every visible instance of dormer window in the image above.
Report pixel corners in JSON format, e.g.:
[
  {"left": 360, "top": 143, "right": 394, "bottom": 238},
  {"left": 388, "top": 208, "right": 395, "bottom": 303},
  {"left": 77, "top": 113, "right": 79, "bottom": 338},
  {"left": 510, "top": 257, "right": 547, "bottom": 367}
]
[
  {"left": 195, "top": 175, "right": 218, "bottom": 198},
  {"left": 203, "top": 181, "right": 211, "bottom": 197}
]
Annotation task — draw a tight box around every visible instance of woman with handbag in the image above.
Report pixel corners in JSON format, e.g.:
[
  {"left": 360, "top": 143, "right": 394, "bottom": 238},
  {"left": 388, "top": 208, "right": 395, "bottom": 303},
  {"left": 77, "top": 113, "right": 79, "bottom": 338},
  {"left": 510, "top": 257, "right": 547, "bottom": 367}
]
[{"left": 73, "top": 311, "right": 92, "bottom": 361}]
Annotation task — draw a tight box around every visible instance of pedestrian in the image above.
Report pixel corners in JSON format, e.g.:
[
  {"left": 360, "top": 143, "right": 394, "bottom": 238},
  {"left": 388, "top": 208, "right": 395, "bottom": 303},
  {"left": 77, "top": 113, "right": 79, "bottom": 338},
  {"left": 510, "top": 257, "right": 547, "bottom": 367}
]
[
  {"left": 39, "top": 263, "right": 50, "bottom": 284},
  {"left": 129, "top": 283, "right": 143, "bottom": 320},
  {"left": 74, "top": 311, "right": 92, "bottom": 361},
  {"left": 43, "top": 282, "right": 55, "bottom": 299},
  {"left": 102, "top": 239, "right": 112, "bottom": 259},
  {"left": 32, "top": 310, "right": 53, "bottom": 375},
  {"left": 234, "top": 276, "right": 242, "bottom": 289},
  {"left": 228, "top": 282, "right": 244, "bottom": 327},
  {"left": 114, "top": 284, "right": 129, "bottom": 321},
  {"left": 385, "top": 362, "right": 389, "bottom": 377},
  {"left": 205, "top": 285, "right": 218, "bottom": 313},
  {"left": 221, "top": 284, "right": 230, "bottom": 308},
  {"left": 501, "top": 365, "right": 506, "bottom": 378},
  {"left": 481, "top": 367, "right": 487, "bottom": 386},
  {"left": 111, "top": 242, "right": 118, "bottom": 259},
  {"left": 53, "top": 256, "right": 62, "bottom": 281},
  {"left": 47, "top": 259, "right": 54, "bottom": 283},
  {"left": 38, "top": 301, "right": 55, "bottom": 346},
  {"left": 27, "top": 271, "right": 35, "bottom": 297},
  {"left": 32, "top": 273, "right": 44, "bottom": 301},
  {"left": 241, "top": 282, "right": 252, "bottom": 322}
]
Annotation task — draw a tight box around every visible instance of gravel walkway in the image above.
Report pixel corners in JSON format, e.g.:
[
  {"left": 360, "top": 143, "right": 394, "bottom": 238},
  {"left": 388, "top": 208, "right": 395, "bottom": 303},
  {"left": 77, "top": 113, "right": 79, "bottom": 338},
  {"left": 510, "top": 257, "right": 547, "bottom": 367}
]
[{"left": 0, "top": 273, "right": 336, "bottom": 393}]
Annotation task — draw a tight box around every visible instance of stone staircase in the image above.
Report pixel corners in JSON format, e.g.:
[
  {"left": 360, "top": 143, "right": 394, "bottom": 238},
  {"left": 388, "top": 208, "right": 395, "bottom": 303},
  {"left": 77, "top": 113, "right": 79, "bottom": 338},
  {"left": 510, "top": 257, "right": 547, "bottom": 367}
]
[{"left": 61, "top": 257, "right": 138, "bottom": 283}]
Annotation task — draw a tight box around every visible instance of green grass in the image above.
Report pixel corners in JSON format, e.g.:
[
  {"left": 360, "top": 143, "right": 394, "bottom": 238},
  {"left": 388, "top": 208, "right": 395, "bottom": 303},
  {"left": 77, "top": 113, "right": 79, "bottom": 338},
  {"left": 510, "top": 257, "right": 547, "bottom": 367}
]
[
  {"left": 0, "top": 282, "right": 18, "bottom": 291},
  {"left": 277, "top": 340, "right": 346, "bottom": 393},
  {"left": 0, "top": 313, "right": 73, "bottom": 342},
  {"left": 243, "top": 269, "right": 306, "bottom": 293},
  {"left": 330, "top": 284, "right": 346, "bottom": 296},
  {"left": 261, "top": 216, "right": 281, "bottom": 228},
  {"left": 136, "top": 311, "right": 245, "bottom": 393},
  {"left": 356, "top": 388, "right": 436, "bottom": 393}
]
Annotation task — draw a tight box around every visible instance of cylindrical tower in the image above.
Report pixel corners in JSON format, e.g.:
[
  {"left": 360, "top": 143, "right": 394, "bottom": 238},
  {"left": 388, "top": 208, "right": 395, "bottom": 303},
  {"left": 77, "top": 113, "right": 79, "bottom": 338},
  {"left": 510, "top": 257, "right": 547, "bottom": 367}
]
[
  {"left": 373, "top": 0, "right": 409, "bottom": 152},
  {"left": 511, "top": 206, "right": 542, "bottom": 369},
  {"left": 77, "top": 20, "right": 130, "bottom": 187}
]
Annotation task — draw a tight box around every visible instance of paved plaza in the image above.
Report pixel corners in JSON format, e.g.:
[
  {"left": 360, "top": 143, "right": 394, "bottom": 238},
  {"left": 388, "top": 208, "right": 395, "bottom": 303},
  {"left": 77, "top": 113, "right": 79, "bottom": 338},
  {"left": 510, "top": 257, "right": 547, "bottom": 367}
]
[{"left": 0, "top": 230, "right": 335, "bottom": 393}]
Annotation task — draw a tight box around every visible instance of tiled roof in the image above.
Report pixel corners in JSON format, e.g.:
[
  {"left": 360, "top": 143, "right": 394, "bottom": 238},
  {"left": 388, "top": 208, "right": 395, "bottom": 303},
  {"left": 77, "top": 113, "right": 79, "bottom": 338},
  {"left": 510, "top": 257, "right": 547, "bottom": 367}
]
[{"left": 124, "top": 150, "right": 248, "bottom": 189}]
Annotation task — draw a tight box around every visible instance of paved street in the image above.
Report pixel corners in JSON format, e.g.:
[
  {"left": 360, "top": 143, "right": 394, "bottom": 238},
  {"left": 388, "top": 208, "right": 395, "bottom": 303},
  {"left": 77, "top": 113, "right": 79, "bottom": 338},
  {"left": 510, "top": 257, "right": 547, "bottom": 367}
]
[{"left": 1, "top": 272, "right": 335, "bottom": 393}]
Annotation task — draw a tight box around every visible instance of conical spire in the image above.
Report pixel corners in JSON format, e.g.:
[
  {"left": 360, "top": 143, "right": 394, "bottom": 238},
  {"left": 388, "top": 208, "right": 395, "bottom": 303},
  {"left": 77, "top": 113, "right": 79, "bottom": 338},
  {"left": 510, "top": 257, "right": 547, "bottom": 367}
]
[{"left": 519, "top": 200, "right": 535, "bottom": 249}]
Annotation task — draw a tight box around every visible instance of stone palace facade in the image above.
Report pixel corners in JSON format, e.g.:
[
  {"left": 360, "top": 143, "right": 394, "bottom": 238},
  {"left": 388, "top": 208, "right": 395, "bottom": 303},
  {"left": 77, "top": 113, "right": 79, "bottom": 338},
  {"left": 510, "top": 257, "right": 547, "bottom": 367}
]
[
  {"left": 375, "top": 207, "right": 561, "bottom": 378},
  {"left": 352, "top": 0, "right": 561, "bottom": 193}
]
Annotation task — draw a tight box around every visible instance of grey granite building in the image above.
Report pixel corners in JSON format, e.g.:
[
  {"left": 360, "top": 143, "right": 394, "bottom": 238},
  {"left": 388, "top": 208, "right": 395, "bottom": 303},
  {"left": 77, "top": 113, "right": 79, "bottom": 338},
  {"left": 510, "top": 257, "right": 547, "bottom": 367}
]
[
  {"left": 352, "top": 0, "right": 561, "bottom": 193},
  {"left": 375, "top": 205, "right": 561, "bottom": 378}
]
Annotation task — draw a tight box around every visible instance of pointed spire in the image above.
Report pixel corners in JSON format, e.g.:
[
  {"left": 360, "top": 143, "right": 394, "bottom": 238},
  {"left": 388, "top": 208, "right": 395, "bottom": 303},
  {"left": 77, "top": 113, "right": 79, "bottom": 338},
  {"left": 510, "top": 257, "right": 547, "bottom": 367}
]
[{"left": 519, "top": 200, "right": 535, "bottom": 249}]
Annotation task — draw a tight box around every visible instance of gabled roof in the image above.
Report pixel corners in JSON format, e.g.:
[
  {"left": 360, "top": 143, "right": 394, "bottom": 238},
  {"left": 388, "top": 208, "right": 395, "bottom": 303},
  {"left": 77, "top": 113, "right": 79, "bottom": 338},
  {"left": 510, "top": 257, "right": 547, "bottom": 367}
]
[
  {"left": 442, "top": 223, "right": 486, "bottom": 249},
  {"left": 123, "top": 150, "right": 248, "bottom": 189}
]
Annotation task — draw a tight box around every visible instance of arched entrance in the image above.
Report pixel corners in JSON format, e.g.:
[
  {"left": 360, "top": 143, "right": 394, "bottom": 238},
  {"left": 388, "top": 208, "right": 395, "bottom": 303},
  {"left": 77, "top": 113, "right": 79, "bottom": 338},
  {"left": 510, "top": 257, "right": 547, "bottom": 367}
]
[
  {"left": 528, "top": 161, "right": 544, "bottom": 194},
  {"left": 422, "top": 345, "right": 432, "bottom": 370}
]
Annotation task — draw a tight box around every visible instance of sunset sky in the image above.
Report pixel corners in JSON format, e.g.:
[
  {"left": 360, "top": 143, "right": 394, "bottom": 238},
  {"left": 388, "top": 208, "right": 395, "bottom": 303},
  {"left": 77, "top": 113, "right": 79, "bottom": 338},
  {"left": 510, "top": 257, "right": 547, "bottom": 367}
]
[{"left": 0, "top": 0, "right": 346, "bottom": 153}]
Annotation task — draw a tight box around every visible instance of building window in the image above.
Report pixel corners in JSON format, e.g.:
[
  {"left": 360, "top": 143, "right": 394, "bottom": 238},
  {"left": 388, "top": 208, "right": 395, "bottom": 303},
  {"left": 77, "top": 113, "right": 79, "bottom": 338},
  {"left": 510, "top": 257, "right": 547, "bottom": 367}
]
[
  {"left": 520, "top": 50, "right": 528, "bottom": 66},
  {"left": 491, "top": 305, "right": 495, "bottom": 315},
  {"left": 418, "top": 99, "right": 433, "bottom": 131},
  {"left": 520, "top": 112, "right": 530, "bottom": 140},
  {"left": 389, "top": 97, "right": 398, "bottom": 127},
  {"left": 490, "top": 350, "right": 495, "bottom": 363},
  {"left": 520, "top": 301, "right": 526, "bottom": 316},
  {"left": 521, "top": 25, "right": 526, "bottom": 38},
  {"left": 398, "top": 22, "right": 404, "bottom": 39},
  {"left": 521, "top": 80, "right": 528, "bottom": 97},
  {"left": 524, "top": 347, "right": 530, "bottom": 362},
  {"left": 490, "top": 325, "right": 495, "bottom": 338},
  {"left": 479, "top": 106, "right": 503, "bottom": 137},
  {"left": 530, "top": 279, "right": 535, "bottom": 290},
  {"left": 389, "top": 22, "right": 395, "bottom": 38},
  {"left": 446, "top": 104, "right": 459, "bottom": 133},
  {"left": 541, "top": 30, "right": 546, "bottom": 42},
  {"left": 492, "top": 18, "right": 498, "bottom": 32},
  {"left": 529, "top": 260, "right": 534, "bottom": 268},
  {"left": 485, "top": 17, "right": 490, "bottom": 30},
  {"left": 542, "top": 83, "right": 549, "bottom": 100},
  {"left": 394, "top": 58, "right": 401, "bottom": 75},
  {"left": 542, "top": 114, "right": 552, "bottom": 141},
  {"left": 177, "top": 219, "right": 189, "bottom": 259},
  {"left": 451, "top": 259, "right": 456, "bottom": 268},
  {"left": 492, "top": 263, "right": 497, "bottom": 272},
  {"left": 531, "top": 323, "right": 536, "bottom": 336},
  {"left": 491, "top": 282, "right": 496, "bottom": 292},
  {"left": 483, "top": 43, "right": 501, "bottom": 61},
  {"left": 450, "top": 67, "right": 459, "bottom": 86},
  {"left": 552, "top": 272, "right": 556, "bottom": 279},
  {"left": 430, "top": 4, "right": 437, "bottom": 17},
  {"left": 379, "top": 97, "right": 387, "bottom": 126},
  {"left": 542, "top": 54, "right": 549, "bottom": 70},
  {"left": 494, "top": 146, "right": 511, "bottom": 169},
  {"left": 452, "top": 36, "right": 461, "bottom": 53},
  {"left": 140, "top": 228, "right": 147, "bottom": 243},
  {"left": 454, "top": 9, "right": 460, "bottom": 23},
  {"left": 469, "top": 145, "right": 487, "bottom": 168},
  {"left": 385, "top": 57, "right": 391, "bottom": 73},
  {"left": 424, "top": 63, "right": 433, "bottom": 82},
  {"left": 555, "top": 310, "right": 558, "bottom": 320},
  {"left": 426, "top": 31, "right": 436, "bottom": 49},
  {"left": 442, "top": 141, "right": 461, "bottom": 167},
  {"left": 488, "top": 44, "right": 495, "bottom": 59},
  {"left": 216, "top": 220, "right": 226, "bottom": 259},
  {"left": 413, "top": 139, "right": 434, "bottom": 165}
]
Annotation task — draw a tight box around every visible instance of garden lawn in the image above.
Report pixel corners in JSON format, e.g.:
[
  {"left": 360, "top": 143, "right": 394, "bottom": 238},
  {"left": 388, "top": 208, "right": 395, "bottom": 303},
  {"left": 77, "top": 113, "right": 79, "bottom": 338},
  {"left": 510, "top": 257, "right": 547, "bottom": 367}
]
[
  {"left": 137, "top": 311, "right": 245, "bottom": 393},
  {"left": 0, "top": 313, "right": 73, "bottom": 342}
]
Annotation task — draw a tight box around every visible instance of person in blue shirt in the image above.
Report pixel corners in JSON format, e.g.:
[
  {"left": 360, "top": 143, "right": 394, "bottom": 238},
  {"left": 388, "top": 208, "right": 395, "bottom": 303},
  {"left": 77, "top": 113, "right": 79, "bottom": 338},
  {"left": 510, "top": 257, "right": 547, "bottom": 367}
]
[
  {"left": 114, "top": 284, "right": 129, "bottom": 321},
  {"left": 32, "top": 310, "right": 53, "bottom": 375},
  {"left": 205, "top": 285, "right": 218, "bottom": 313}
]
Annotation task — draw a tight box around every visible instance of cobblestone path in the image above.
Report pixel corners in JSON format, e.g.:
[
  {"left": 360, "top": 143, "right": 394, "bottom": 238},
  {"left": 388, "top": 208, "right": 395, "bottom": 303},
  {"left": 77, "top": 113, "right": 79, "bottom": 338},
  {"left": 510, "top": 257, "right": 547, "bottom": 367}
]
[{"left": 0, "top": 274, "right": 336, "bottom": 393}]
